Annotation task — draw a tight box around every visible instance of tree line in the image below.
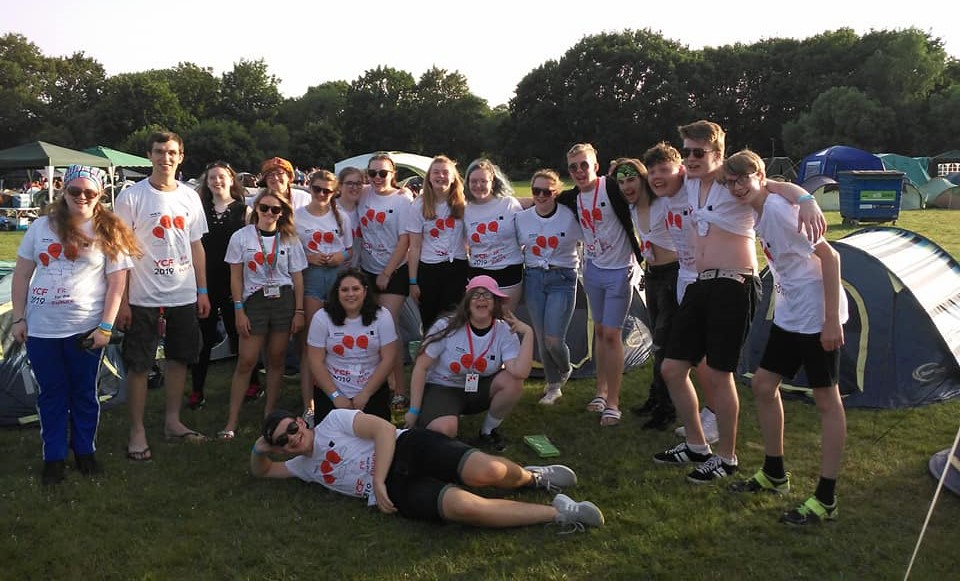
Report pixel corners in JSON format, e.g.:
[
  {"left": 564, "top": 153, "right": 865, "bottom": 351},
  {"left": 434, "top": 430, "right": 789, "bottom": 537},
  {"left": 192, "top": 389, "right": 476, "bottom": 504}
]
[{"left": 2, "top": 27, "right": 958, "bottom": 178}]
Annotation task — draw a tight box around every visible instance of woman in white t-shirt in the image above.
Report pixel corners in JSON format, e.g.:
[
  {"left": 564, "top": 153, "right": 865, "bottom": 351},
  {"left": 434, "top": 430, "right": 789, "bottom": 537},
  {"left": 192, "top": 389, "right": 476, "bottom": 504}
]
[
  {"left": 294, "top": 169, "right": 353, "bottom": 423},
  {"left": 307, "top": 268, "right": 399, "bottom": 421},
  {"left": 335, "top": 166, "right": 365, "bottom": 270},
  {"left": 464, "top": 159, "right": 524, "bottom": 311},
  {"left": 404, "top": 276, "right": 534, "bottom": 452},
  {"left": 219, "top": 191, "right": 308, "bottom": 439},
  {"left": 11, "top": 165, "right": 140, "bottom": 485}
]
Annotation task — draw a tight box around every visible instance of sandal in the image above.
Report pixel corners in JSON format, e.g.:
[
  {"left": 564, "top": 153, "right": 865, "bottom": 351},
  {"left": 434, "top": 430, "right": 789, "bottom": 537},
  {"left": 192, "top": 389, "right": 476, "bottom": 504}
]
[
  {"left": 164, "top": 430, "right": 208, "bottom": 444},
  {"left": 126, "top": 447, "right": 153, "bottom": 462},
  {"left": 600, "top": 407, "right": 622, "bottom": 427},
  {"left": 217, "top": 430, "right": 236, "bottom": 441},
  {"left": 586, "top": 396, "right": 606, "bottom": 413}
]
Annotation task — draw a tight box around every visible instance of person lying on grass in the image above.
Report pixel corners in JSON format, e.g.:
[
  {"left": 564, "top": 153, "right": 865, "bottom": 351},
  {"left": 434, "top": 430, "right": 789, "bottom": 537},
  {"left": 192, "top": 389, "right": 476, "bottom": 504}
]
[{"left": 250, "top": 408, "right": 605, "bottom": 531}]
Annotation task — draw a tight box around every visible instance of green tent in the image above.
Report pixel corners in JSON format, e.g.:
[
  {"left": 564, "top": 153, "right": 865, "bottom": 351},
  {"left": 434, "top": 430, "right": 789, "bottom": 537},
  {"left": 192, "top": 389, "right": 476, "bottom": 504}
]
[
  {"left": 0, "top": 141, "right": 111, "bottom": 170},
  {"left": 82, "top": 145, "right": 151, "bottom": 168}
]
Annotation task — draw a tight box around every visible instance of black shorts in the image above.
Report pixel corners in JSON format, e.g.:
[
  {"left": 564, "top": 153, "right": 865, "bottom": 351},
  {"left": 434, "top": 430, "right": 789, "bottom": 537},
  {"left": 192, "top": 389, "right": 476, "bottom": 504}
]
[
  {"left": 242, "top": 286, "right": 295, "bottom": 334},
  {"left": 123, "top": 304, "right": 201, "bottom": 372},
  {"left": 386, "top": 428, "right": 477, "bottom": 521},
  {"left": 363, "top": 263, "right": 410, "bottom": 297},
  {"left": 468, "top": 263, "right": 523, "bottom": 289},
  {"left": 313, "top": 383, "right": 391, "bottom": 422},
  {"left": 759, "top": 324, "right": 840, "bottom": 388},
  {"left": 664, "top": 275, "right": 759, "bottom": 372},
  {"left": 416, "top": 374, "right": 496, "bottom": 428}
]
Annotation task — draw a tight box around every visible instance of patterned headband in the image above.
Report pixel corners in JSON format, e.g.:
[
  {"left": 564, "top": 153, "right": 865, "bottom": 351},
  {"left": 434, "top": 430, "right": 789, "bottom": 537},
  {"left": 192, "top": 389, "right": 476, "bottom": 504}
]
[{"left": 63, "top": 165, "right": 106, "bottom": 191}]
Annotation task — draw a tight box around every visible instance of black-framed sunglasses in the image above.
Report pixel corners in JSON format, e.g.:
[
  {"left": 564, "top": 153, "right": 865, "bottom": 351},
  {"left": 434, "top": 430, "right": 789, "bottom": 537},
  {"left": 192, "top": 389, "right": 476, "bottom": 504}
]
[
  {"left": 680, "top": 147, "right": 715, "bottom": 159},
  {"left": 342, "top": 180, "right": 363, "bottom": 188},
  {"left": 367, "top": 169, "right": 391, "bottom": 178},
  {"left": 66, "top": 186, "right": 99, "bottom": 200},
  {"left": 310, "top": 185, "right": 335, "bottom": 195},
  {"left": 270, "top": 420, "right": 300, "bottom": 446},
  {"left": 531, "top": 187, "right": 555, "bottom": 197},
  {"left": 567, "top": 160, "right": 591, "bottom": 174},
  {"left": 258, "top": 203, "right": 283, "bottom": 215}
]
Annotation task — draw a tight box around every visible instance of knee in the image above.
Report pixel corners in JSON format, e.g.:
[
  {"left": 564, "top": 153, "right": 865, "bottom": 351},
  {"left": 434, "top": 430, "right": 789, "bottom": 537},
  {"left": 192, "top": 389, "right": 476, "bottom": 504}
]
[
  {"left": 463, "top": 454, "right": 508, "bottom": 487},
  {"left": 661, "top": 359, "right": 687, "bottom": 384},
  {"left": 750, "top": 374, "right": 781, "bottom": 402},
  {"left": 426, "top": 417, "right": 458, "bottom": 438},
  {"left": 492, "top": 373, "right": 523, "bottom": 397}
]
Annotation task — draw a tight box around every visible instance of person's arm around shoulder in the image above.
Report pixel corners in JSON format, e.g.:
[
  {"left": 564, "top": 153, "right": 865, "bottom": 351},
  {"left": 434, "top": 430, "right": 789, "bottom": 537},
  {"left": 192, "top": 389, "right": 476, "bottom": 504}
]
[
  {"left": 502, "top": 311, "right": 535, "bottom": 380},
  {"left": 814, "top": 239, "right": 844, "bottom": 353},
  {"left": 351, "top": 412, "right": 398, "bottom": 514},
  {"left": 250, "top": 436, "right": 294, "bottom": 478},
  {"left": 766, "top": 180, "right": 826, "bottom": 243}
]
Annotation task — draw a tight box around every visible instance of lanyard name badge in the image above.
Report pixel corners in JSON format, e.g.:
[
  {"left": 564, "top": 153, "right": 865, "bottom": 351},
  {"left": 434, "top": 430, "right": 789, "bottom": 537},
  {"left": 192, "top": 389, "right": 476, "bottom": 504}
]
[
  {"left": 464, "top": 324, "right": 497, "bottom": 393},
  {"left": 259, "top": 232, "right": 280, "bottom": 298}
]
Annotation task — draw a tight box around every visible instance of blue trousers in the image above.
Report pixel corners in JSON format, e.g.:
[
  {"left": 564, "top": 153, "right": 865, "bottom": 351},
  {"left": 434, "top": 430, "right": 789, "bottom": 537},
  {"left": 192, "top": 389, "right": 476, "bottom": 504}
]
[
  {"left": 524, "top": 267, "right": 577, "bottom": 383},
  {"left": 27, "top": 335, "right": 102, "bottom": 461}
]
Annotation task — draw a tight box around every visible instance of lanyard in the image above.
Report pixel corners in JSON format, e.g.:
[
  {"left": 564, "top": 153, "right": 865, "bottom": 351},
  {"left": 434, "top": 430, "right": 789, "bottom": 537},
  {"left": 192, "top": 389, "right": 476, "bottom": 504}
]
[
  {"left": 465, "top": 323, "right": 497, "bottom": 372},
  {"left": 578, "top": 188, "right": 602, "bottom": 236},
  {"left": 257, "top": 231, "right": 279, "bottom": 275}
]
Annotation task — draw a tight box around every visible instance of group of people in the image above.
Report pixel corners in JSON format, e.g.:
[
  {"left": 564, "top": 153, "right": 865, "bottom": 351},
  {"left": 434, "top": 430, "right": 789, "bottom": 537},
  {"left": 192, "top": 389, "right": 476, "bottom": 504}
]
[{"left": 13, "top": 121, "right": 848, "bottom": 530}]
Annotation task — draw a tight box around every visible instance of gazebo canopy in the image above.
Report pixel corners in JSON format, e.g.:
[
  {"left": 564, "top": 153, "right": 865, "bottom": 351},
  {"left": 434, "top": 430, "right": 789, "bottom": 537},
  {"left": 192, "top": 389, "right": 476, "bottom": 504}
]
[
  {"left": 0, "top": 141, "right": 111, "bottom": 169},
  {"left": 82, "top": 145, "right": 152, "bottom": 168}
]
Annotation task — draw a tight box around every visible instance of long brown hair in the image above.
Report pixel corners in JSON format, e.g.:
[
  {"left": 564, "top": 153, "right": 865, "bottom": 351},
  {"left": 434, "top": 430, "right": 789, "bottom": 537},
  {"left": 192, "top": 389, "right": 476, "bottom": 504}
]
[
  {"left": 250, "top": 191, "right": 297, "bottom": 242},
  {"left": 198, "top": 161, "right": 247, "bottom": 207},
  {"left": 308, "top": 170, "right": 344, "bottom": 234},
  {"left": 420, "top": 288, "right": 504, "bottom": 353},
  {"left": 48, "top": 195, "right": 142, "bottom": 261},
  {"left": 420, "top": 155, "right": 464, "bottom": 220}
]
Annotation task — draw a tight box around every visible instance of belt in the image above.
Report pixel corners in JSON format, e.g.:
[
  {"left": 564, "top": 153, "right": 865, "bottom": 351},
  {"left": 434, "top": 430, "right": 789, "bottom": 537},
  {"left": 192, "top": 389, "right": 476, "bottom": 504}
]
[{"left": 697, "top": 268, "right": 754, "bottom": 283}]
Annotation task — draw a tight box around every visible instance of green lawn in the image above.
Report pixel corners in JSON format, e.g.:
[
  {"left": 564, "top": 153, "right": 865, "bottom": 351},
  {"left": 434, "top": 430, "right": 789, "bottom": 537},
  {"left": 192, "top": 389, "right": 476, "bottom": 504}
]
[{"left": 1, "top": 210, "right": 959, "bottom": 580}]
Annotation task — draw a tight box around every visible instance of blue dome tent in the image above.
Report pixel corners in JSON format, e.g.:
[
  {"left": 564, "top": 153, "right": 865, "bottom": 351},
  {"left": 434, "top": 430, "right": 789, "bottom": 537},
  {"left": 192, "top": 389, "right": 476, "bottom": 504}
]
[{"left": 796, "top": 145, "right": 883, "bottom": 183}]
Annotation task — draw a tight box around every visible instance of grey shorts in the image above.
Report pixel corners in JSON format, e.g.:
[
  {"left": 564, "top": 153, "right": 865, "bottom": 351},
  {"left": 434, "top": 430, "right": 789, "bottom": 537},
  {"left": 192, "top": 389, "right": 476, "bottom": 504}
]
[{"left": 242, "top": 286, "right": 295, "bottom": 334}]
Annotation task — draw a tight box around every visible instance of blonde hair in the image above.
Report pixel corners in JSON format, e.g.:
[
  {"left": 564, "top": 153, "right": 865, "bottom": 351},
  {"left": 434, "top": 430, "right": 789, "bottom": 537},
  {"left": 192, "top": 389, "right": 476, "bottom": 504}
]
[
  {"left": 530, "top": 169, "right": 561, "bottom": 190},
  {"left": 308, "top": 169, "right": 344, "bottom": 234},
  {"left": 677, "top": 120, "right": 726, "bottom": 157},
  {"left": 723, "top": 149, "right": 766, "bottom": 177},
  {"left": 420, "top": 155, "right": 464, "bottom": 220},
  {"left": 566, "top": 143, "right": 598, "bottom": 161}
]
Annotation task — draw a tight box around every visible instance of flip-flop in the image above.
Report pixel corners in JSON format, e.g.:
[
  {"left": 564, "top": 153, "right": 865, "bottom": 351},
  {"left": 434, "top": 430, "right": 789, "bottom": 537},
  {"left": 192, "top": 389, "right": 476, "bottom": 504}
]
[
  {"left": 600, "top": 407, "right": 622, "bottom": 427},
  {"left": 217, "top": 430, "right": 236, "bottom": 441},
  {"left": 586, "top": 396, "right": 606, "bottom": 413},
  {"left": 126, "top": 447, "right": 152, "bottom": 462},
  {"left": 164, "top": 430, "right": 207, "bottom": 444}
]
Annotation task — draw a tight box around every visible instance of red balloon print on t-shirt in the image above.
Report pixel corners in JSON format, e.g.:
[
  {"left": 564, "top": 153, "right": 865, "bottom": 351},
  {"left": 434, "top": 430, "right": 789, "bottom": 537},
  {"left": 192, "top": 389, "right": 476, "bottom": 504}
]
[
  {"left": 536, "top": 236, "right": 547, "bottom": 248},
  {"left": 322, "top": 474, "right": 335, "bottom": 484},
  {"left": 445, "top": 217, "right": 455, "bottom": 229},
  {"left": 476, "top": 223, "right": 486, "bottom": 234},
  {"left": 47, "top": 243, "right": 62, "bottom": 259},
  {"left": 342, "top": 335, "right": 355, "bottom": 349},
  {"left": 325, "top": 450, "right": 341, "bottom": 463},
  {"left": 38, "top": 252, "right": 49, "bottom": 266},
  {"left": 531, "top": 246, "right": 542, "bottom": 256},
  {"left": 366, "top": 209, "right": 375, "bottom": 220},
  {"left": 247, "top": 260, "right": 257, "bottom": 272},
  {"left": 474, "top": 358, "right": 488, "bottom": 373},
  {"left": 375, "top": 212, "right": 386, "bottom": 224},
  {"left": 332, "top": 344, "right": 345, "bottom": 356},
  {"left": 254, "top": 252, "right": 265, "bottom": 265},
  {"left": 356, "top": 335, "right": 369, "bottom": 349},
  {"left": 312, "top": 232, "right": 323, "bottom": 243},
  {"left": 430, "top": 228, "right": 440, "bottom": 238},
  {"left": 152, "top": 226, "right": 165, "bottom": 239},
  {"left": 173, "top": 216, "right": 185, "bottom": 230},
  {"left": 307, "top": 241, "right": 318, "bottom": 252},
  {"left": 487, "top": 221, "right": 498, "bottom": 233},
  {"left": 471, "top": 233, "right": 481, "bottom": 243},
  {"left": 592, "top": 208, "right": 602, "bottom": 222},
  {"left": 449, "top": 361, "right": 461, "bottom": 373},
  {"left": 323, "top": 232, "right": 334, "bottom": 244},
  {"left": 159, "top": 215, "right": 172, "bottom": 229},
  {"left": 435, "top": 218, "right": 445, "bottom": 230},
  {"left": 64, "top": 244, "right": 78, "bottom": 261},
  {"left": 460, "top": 354, "right": 473, "bottom": 369},
  {"left": 548, "top": 236, "right": 559, "bottom": 249},
  {"left": 360, "top": 216, "right": 368, "bottom": 227}
]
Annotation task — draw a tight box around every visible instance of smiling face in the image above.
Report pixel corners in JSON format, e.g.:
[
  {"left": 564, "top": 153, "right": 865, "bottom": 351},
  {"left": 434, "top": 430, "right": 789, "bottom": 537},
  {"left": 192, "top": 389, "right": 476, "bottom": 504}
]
[
  {"left": 148, "top": 140, "right": 183, "bottom": 179},
  {"left": 338, "top": 170, "right": 364, "bottom": 205},
  {"left": 264, "top": 169, "right": 291, "bottom": 195},
  {"left": 724, "top": 172, "right": 762, "bottom": 205},
  {"left": 647, "top": 161, "right": 684, "bottom": 199},
  {"left": 531, "top": 176, "right": 558, "bottom": 213},
  {"left": 367, "top": 159, "right": 394, "bottom": 193},
  {"left": 272, "top": 417, "right": 307, "bottom": 453},
  {"left": 256, "top": 194, "right": 284, "bottom": 229},
  {"left": 337, "top": 275, "right": 367, "bottom": 316},
  {"left": 206, "top": 166, "right": 233, "bottom": 197},
  {"left": 681, "top": 137, "right": 723, "bottom": 180},
  {"left": 468, "top": 167, "right": 493, "bottom": 202},
  {"left": 566, "top": 151, "right": 599, "bottom": 191},
  {"left": 429, "top": 160, "right": 454, "bottom": 195},
  {"left": 467, "top": 287, "right": 497, "bottom": 322},
  {"left": 64, "top": 176, "right": 101, "bottom": 219},
  {"left": 617, "top": 174, "right": 642, "bottom": 204},
  {"left": 309, "top": 178, "right": 335, "bottom": 207}
]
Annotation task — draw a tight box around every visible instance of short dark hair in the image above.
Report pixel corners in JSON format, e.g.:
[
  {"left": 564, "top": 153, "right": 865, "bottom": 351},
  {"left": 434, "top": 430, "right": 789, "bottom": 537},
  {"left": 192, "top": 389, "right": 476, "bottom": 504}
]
[
  {"left": 147, "top": 131, "right": 184, "bottom": 154},
  {"left": 262, "top": 409, "right": 297, "bottom": 444}
]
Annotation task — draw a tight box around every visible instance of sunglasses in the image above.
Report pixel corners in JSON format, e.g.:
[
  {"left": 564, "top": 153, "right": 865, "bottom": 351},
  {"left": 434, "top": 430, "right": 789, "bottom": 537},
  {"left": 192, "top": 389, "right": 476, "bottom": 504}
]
[
  {"left": 66, "top": 186, "right": 99, "bottom": 200},
  {"left": 531, "top": 187, "right": 555, "bottom": 197},
  {"left": 270, "top": 420, "right": 300, "bottom": 446},
  {"left": 310, "top": 185, "right": 335, "bottom": 195},
  {"left": 680, "top": 147, "right": 715, "bottom": 159},
  {"left": 367, "top": 169, "right": 391, "bottom": 178},
  {"left": 258, "top": 204, "right": 283, "bottom": 215},
  {"left": 470, "top": 289, "right": 494, "bottom": 300},
  {"left": 342, "top": 180, "right": 363, "bottom": 188},
  {"left": 567, "top": 160, "right": 591, "bottom": 174}
]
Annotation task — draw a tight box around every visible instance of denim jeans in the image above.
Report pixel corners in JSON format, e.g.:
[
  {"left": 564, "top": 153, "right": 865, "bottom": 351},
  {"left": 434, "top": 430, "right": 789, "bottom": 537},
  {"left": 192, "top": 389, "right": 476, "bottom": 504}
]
[{"left": 523, "top": 266, "right": 577, "bottom": 383}]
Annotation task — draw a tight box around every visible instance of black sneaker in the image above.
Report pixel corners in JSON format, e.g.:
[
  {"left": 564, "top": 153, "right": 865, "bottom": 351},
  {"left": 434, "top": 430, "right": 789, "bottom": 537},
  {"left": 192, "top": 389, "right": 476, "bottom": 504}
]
[
  {"left": 474, "top": 428, "right": 508, "bottom": 452},
  {"left": 41, "top": 460, "right": 66, "bottom": 486},
  {"left": 653, "top": 442, "right": 712, "bottom": 465},
  {"left": 75, "top": 454, "right": 103, "bottom": 477},
  {"left": 687, "top": 455, "right": 739, "bottom": 484}
]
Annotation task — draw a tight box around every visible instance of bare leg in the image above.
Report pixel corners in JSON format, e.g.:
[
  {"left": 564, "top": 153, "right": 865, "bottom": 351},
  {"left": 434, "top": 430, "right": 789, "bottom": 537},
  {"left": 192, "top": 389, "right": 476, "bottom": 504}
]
[
  {"left": 662, "top": 358, "right": 705, "bottom": 445},
  {"left": 700, "top": 366, "right": 739, "bottom": 459},
  {"left": 300, "top": 296, "right": 323, "bottom": 412},
  {"left": 596, "top": 324, "right": 625, "bottom": 414},
  {"left": 440, "top": 487, "right": 557, "bottom": 527},
  {"left": 224, "top": 334, "right": 265, "bottom": 432},
  {"left": 488, "top": 371, "right": 523, "bottom": 421},
  {"left": 751, "top": 368, "right": 785, "bottom": 457},
  {"left": 263, "top": 330, "right": 289, "bottom": 417},
  {"left": 126, "top": 371, "right": 149, "bottom": 452},
  {"left": 163, "top": 361, "right": 194, "bottom": 435},
  {"left": 378, "top": 293, "right": 408, "bottom": 398},
  {"left": 459, "top": 450, "right": 533, "bottom": 488},
  {"left": 425, "top": 415, "right": 459, "bottom": 438},
  {"left": 814, "top": 385, "right": 846, "bottom": 479}
]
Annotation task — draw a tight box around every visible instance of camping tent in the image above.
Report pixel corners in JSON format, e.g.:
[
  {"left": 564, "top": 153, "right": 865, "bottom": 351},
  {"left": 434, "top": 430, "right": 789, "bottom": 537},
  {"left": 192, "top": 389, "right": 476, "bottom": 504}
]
[
  {"left": 901, "top": 182, "right": 926, "bottom": 210},
  {"left": 739, "top": 227, "right": 960, "bottom": 408},
  {"left": 0, "top": 141, "right": 112, "bottom": 204},
  {"left": 878, "top": 153, "right": 931, "bottom": 187},
  {"left": 83, "top": 146, "right": 153, "bottom": 203},
  {"left": 796, "top": 145, "right": 883, "bottom": 183},
  {"left": 334, "top": 152, "right": 433, "bottom": 183},
  {"left": 921, "top": 178, "right": 960, "bottom": 209},
  {"left": 762, "top": 157, "right": 797, "bottom": 182},
  {"left": 799, "top": 174, "right": 840, "bottom": 210}
]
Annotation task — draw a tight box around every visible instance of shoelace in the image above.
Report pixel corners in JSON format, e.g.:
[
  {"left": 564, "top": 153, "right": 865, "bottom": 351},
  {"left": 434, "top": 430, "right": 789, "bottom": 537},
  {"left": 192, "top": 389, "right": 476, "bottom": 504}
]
[{"left": 547, "top": 520, "right": 586, "bottom": 535}]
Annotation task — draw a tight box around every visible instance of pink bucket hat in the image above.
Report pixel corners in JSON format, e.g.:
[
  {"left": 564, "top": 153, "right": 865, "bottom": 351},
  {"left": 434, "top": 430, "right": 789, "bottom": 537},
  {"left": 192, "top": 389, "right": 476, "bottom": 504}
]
[{"left": 465, "top": 275, "right": 508, "bottom": 298}]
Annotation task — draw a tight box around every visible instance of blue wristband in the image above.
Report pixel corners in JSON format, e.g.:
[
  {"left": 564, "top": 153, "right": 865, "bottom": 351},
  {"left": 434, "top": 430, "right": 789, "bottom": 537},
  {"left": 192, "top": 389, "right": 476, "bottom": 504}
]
[
  {"left": 251, "top": 444, "right": 265, "bottom": 456},
  {"left": 342, "top": 249, "right": 349, "bottom": 260},
  {"left": 234, "top": 301, "right": 243, "bottom": 310},
  {"left": 329, "top": 390, "right": 342, "bottom": 401},
  {"left": 98, "top": 321, "right": 113, "bottom": 331},
  {"left": 409, "top": 278, "right": 417, "bottom": 285},
  {"left": 197, "top": 287, "right": 208, "bottom": 294},
  {"left": 408, "top": 407, "right": 420, "bottom": 415},
  {"left": 797, "top": 194, "right": 815, "bottom": 203}
]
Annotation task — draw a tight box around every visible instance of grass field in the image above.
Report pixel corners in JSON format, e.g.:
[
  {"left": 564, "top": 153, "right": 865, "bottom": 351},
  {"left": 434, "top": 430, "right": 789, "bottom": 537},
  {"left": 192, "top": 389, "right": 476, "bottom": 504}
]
[{"left": 1, "top": 209, "right": 959, "bottom": 580}]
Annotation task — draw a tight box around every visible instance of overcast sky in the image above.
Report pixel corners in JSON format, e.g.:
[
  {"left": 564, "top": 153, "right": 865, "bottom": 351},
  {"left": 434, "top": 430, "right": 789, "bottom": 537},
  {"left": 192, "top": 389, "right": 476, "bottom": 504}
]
[{"left": 4, "top": 0, "right": 957, "bottom": 107}]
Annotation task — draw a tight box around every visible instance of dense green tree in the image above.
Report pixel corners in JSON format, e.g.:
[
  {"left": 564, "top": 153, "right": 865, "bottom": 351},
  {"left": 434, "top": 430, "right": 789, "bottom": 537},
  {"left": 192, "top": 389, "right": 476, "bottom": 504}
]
[
  {"left": 924, "top": 84, "right": 960, "bottom": 154},
  {"left": 218, "top": 58, "right": 282, "bottom": 126},
  {"left": 781, "top": 87, "right": 896, "bottom": 156},
  {"left": 0, "top": 33, "right": 54, "bottom": 147},
  {"left": 92, "top": 72, "right": 194, "bottom": 147},
  {"left": 341, "top": 66, "right": 417, "bottom": 153},
  {"left": 411, "top": 66, "right": 491, "bottom": 162},
  {"left": 289, "top": 119, "right": 345, "bottom": 170},
  {"left": 250, "top": 120, "right": 290, "bottom": 161},
  {"left": 278, "top": 80, "right": 348, "bottom": 129},
  {"left": 155, "top": 62, "right": 221, "bottom": 122},
  {"left": 180, "top": 119, "right": 259, "bottom": 177}
]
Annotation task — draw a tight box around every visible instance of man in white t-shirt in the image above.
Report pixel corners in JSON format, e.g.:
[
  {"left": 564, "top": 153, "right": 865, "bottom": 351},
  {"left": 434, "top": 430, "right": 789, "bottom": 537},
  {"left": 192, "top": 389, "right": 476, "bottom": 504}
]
[
  {"left": 250, "top": 408, "right": 605, "bottom": 531},
  {"left": 115, "top": 131, "right": 211, "bottom": 461}
]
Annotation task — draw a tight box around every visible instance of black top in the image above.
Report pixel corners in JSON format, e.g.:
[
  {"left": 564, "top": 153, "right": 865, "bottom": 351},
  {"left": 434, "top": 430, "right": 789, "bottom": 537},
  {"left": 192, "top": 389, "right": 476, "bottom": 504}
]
[
  {"left": 556, "top": 176, "right": 643, "bottom": 265},
  {"left": 202, "top": 199, "right": 247, "bottom": 293}
]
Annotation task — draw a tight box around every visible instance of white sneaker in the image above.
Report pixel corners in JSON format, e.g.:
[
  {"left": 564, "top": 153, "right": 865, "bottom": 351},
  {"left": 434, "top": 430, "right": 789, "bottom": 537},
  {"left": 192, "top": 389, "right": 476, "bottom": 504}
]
[
  {"left": 539, "top": 388, "right": 563, "bottom": 405},
  {"left": 553, "top": 493, "right": 605, "bottom": 533},
  {"left": 525, "top": 465, "right": 577, "bottom": 492},
  {"left": 673, "top": 408, "right": 719, "bottom": 444}
]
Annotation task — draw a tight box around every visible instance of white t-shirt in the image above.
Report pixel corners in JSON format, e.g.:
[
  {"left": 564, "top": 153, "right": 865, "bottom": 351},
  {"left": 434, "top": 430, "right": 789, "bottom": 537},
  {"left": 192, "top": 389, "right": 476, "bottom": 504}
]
[
  {"left": 515, "top": 204, "right": 582, "bottom": 270},
  {"left": 294, "top": 206, "right": 353, "bottom": 258},
  {"left": 18, "top": 217, "right": 132, "bottom": 338},
  {"left": 577, "top": 177, "right": 635, "bottom": 269},
  {"left": 358, "top": 187, "right": 414, "bottom": 273},
  {"left": 224, "top": 225, "right": 308, "bottom": 300},
  {"left": 637, "top": 197, "right": 676, "bottom": 264},
  {"left": 423, "top": 317, "right": 521, "bottom": 388},
  {"left": 341, "top": 205, "right": 362, "bottom": 269},
  {"left": 286, "top": 409, "right": 405, "bottom": 507},
  {"left": 464, "top": 196, "right": 523, "bottom": 270},
  {"left": 686, "top": 178, "right": 756, "bottom": 239},
  {"left": 662, "top": 191, "right": 698, "bottom": 302},
  {"left": 307, "top": 306, "right": 398, "bottom": 397},
  {"left": 114, "top": 179, "right": 208, "bottom": 307},
  {"left": 405, "top": 197, "right": 468, "bottom": 263},
  {"left": 755, "top": 195, "right": 849, "bottom": 334}
]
